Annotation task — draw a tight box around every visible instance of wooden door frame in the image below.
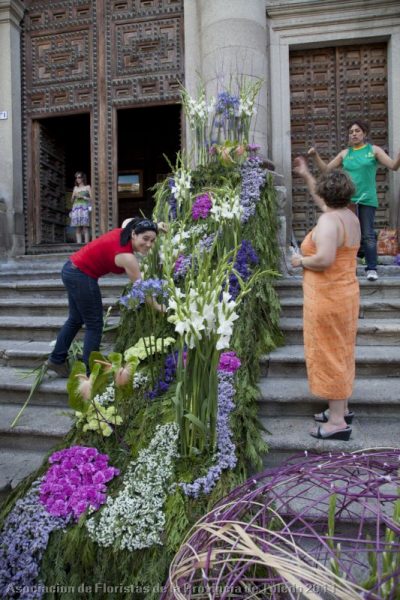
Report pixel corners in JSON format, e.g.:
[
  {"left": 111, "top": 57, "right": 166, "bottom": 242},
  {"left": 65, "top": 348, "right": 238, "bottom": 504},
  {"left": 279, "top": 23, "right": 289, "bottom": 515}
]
[{"left": 266, "top": 1, "right": 400, "bottom": 243}]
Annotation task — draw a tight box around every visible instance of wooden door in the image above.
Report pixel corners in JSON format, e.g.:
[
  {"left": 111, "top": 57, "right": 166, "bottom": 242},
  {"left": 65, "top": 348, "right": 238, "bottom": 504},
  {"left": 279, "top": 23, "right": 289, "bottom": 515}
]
[
  {"left": 290, "top": 43, "right": 388, "bottom": 242},
  {"left": 31, "top": 121, "right": 66, "bottom": 245}
]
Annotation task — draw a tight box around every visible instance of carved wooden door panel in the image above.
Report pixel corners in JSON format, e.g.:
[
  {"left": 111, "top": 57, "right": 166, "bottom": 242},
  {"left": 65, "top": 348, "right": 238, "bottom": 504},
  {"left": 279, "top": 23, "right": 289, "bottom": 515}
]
[
  {"left": 33, "top": 121, "right": 67, "bottom": 245},
  {"left": 22, "top": 0, "right": 184, "bottom": 252},
  {"left": 290, "top": 43, "right": 388, "bottom": 242}
]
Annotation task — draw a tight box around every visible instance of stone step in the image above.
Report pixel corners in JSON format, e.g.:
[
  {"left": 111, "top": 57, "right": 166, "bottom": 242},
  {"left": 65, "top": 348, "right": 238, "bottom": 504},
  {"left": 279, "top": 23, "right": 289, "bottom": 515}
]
[
  {"left": 0, "top": 449, "right": 47, "bottom": 502},
  {"left": 258, "top": 377, "right": 400, "bottom": 417},
  {"left": 0, "top": 276, "right": 127, "bottom": 299},
  {"left": 0, "top": 297, "right": 119, "bottom": 317},
  {"left": 275, "top": 276, "right": 400, "bottom": 300},
  {"left": 280, "top": 297, "right": 400, "bottom": 319},
  {"left": 263, "top": 345, "right": 400, "bottom": 378},
  {"left": 0, "top": 366, "right": 68, "bottom": 406},
  {"left": 0, "top": 403, "right": 73, "bottom": 453},
  {"left": 261, "top": 416, "right": 400, "bottom": 469},
  {"left": 0, "top": 340, "right": 114, "bottom": 368},
  {"left": 0, "top": 315, "right": 119, "bottom": 341},
  {"left": 280, "top": 317, "right": 400, "bottom": 346}
]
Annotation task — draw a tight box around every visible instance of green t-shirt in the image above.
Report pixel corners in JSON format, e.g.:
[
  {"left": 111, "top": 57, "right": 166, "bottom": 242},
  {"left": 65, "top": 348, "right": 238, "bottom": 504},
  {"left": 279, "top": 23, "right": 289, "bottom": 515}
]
[{"left": 342, "top": 143, "right": 378, "bottom": 207}]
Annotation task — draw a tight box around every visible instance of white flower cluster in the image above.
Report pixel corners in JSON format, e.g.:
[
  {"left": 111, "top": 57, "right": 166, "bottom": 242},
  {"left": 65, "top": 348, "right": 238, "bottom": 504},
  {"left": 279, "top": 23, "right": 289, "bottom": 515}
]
[
  {"left": 93, "top": 384, "right": 115, "bottom": 406},
  {"left": 132, "top": 372, "right": 149, "bottom": 390},
  {"left": 185, "top": 95, "right": 215, "bottom": 124},
  {"left": 187, "top": 223, "right": 208, "bottom": 238},
  {"left": 238, "top": 96, "right": 257, "bottom": 117},
  {"left": 86, "top": 423, "right": 179, "bottom": 551},
  {"left": 167, "top": 286, "right": 239, "bottom": 350},
  {"left": 170, "top": 168, "right": 191, "bottom": 206},
  {"left": 210, "top": 190, "right": 243, "bottom": 221}
]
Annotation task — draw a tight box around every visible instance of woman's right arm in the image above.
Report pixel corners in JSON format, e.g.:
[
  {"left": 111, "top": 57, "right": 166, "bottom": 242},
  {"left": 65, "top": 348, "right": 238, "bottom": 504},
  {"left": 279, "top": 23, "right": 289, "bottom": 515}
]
[
  {"left": 308, "top": 147, "right": 345, "bottom": 172},
  {"left": 115, "top": 253, "right": 165, "bottom": 312},
  {"left": 293, "top": 156, "right": 327, "bottom": 212}
]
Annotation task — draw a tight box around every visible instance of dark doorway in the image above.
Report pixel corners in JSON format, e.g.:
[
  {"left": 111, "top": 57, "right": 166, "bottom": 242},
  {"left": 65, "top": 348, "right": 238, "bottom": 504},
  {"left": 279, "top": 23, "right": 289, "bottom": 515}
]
[
  {"left": 29, "top": 113, "right": 91, "bottom": 248},
  {"left": 117, "top": 104, "right": 181, "bottom": 225}
]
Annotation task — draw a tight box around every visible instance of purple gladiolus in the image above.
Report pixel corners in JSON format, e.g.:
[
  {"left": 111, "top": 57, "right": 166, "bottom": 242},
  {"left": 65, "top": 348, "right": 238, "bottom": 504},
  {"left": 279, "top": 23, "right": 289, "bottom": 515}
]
[
  {"left": 39, "top": 446, "right": 119, "bottom": 520},
  {"left": 229, "top": 239, "right": 259, "bottom": 299},
  {"left": 192, "top": 193, "right": 212, "bottom": 220},
  {"left": 146, "top": 350, "right": 187, "bottom": 399}
]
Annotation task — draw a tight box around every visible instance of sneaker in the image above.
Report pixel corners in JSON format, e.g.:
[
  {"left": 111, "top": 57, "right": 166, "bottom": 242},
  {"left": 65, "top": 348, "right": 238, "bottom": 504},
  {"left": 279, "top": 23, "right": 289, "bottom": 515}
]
[
  {"left": 366, "top": 269, "right": 378, "bottom": 281},
  {"left": 46, "top": 360, "right": 70, "bottom": 378}
]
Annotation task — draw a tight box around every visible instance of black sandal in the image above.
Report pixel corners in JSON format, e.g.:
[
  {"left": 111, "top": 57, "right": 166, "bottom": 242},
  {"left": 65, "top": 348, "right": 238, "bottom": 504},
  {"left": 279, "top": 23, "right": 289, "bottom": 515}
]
[
  {"left": 310, "top": 426, "right": 352, "bottom": 441},
  {"left": 314, "top": 409, "right": 354, "bottom": 425}
]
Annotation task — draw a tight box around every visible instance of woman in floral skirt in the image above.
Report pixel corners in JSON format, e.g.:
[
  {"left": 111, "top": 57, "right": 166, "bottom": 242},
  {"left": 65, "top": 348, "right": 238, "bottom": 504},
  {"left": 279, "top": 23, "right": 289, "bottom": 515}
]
[{"left": 70, "top": 171, "right": 92, "bottom": 244}]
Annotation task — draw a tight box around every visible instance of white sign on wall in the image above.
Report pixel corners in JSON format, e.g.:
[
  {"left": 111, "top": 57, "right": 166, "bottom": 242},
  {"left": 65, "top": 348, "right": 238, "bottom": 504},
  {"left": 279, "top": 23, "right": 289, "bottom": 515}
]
[{"left": 0, "top": 111, "right": 8, "bottom": 120}]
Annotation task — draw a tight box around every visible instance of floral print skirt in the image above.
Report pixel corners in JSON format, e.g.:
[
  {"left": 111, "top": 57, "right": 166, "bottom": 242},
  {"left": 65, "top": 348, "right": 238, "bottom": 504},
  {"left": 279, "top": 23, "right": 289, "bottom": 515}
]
[{"left": 70, "top": 200, "right": 90, "bottom": 227}]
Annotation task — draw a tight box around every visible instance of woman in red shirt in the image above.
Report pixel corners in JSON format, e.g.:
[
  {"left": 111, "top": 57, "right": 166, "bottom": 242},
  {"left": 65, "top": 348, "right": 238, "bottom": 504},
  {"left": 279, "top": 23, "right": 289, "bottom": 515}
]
[{"left": 47, "top": 218, "right": 164, "bottom": 376}]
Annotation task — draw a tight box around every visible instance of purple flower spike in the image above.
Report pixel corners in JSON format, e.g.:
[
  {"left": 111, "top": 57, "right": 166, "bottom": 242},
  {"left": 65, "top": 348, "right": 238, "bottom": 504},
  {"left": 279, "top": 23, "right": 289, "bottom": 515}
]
[{"left": 181, "top": 371, "right": 237, "bottom": 497}]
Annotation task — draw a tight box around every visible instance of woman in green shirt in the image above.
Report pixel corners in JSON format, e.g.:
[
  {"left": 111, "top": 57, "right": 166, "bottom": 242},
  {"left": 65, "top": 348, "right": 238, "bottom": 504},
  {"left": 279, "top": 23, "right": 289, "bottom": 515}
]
[{"left": 308, "top": 121, "right": 400, "bottom": 281}]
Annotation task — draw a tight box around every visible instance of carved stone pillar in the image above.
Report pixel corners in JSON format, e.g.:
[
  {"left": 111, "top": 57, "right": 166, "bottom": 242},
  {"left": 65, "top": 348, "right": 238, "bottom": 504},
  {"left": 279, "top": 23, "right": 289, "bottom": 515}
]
[{"left": 0, "top": 0, "right": 25, "bottom": 257}]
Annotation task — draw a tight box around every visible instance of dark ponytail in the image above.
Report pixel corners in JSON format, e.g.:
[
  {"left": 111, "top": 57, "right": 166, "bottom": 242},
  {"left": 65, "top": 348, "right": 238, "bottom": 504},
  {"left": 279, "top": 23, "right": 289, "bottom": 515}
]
[{"left": 120, "top": 218, "right": 158, "bottom": 245}]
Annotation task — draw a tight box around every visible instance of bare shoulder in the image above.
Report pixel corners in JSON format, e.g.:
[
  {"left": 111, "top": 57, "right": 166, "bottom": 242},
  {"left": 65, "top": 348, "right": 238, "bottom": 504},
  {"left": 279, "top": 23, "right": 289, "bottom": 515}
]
[{"left": 115, "top": 252, "right": 136, "bottom": 267}]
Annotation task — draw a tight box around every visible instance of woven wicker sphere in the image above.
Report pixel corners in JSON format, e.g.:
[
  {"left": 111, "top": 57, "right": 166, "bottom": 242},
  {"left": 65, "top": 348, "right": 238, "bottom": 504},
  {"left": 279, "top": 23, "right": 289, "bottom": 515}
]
[{"left": 162, "top": 449, "right": 400, "bottom": 600}]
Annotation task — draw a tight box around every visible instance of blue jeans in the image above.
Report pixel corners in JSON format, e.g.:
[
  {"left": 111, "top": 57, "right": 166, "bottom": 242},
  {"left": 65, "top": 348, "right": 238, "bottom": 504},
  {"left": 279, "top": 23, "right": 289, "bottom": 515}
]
[
  {"left": 357, "top": 205, "right": 377, "bottom": 271},
  {"left": 50, "top": 261, "right": 103, "bottom": 367}
]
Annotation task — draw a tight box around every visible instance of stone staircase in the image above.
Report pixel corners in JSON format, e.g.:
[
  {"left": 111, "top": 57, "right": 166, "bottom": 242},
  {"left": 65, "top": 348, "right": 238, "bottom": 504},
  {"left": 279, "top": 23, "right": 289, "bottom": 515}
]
[
  {"left": 1, "top": 255, "right": 399, "bottom": 496},
  {"left": 0, "top": 255, "right": 125, "bottom": 500},
  {"left": 260, "top": 269, "right": 400, "bottom": 467}
]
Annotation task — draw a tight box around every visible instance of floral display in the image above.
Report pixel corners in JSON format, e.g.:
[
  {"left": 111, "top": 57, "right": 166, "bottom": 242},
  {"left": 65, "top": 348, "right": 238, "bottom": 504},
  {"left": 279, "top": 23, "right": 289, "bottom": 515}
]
[
  {"left": 0, "top": 79, "right": 283, "bottom": 599},
  {"left": 39, "top": 446, "right": 119, "bottom": 520},
  {"left": 86, "top": 423, "right": 179, "bottom": 550},
  {"left": 0, "top": 481, "right": 67, "bottom": 600}
]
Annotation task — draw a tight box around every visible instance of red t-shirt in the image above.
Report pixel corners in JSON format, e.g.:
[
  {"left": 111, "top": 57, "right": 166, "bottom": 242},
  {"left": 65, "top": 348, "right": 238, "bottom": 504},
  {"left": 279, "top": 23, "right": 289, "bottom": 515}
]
[{"left": 71, "top": 228, "right": 132, "bottom": 279}]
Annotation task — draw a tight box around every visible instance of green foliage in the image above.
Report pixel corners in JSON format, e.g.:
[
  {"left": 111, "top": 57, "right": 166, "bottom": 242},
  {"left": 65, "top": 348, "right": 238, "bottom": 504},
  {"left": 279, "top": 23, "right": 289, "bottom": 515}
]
[{"left": 164, "top": 488, "right": 190, "bottom": 553}]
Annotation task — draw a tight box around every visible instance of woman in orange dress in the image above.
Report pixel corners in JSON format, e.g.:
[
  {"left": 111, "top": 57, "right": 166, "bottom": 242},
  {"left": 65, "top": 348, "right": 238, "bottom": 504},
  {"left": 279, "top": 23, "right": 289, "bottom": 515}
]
[{"left": 291, "top": 157, "right": 361, "bottom": 440}]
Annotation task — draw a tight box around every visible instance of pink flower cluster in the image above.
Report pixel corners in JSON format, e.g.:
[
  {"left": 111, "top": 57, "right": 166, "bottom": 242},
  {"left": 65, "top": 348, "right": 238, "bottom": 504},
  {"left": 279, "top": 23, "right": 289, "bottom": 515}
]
[
  {"left": 39, "top": 446, "right": 119, "bottom": 520},
  {"left": 217, "top": 351, "right": 241, "bottom": 373},
  {"left": 192, "top": 193, "right": 212, "bottom": 220}
]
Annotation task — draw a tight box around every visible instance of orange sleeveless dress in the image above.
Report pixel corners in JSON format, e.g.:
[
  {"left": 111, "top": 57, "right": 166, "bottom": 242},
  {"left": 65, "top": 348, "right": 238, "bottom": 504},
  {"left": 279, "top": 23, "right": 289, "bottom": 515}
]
[{"left": 301, "top": 228, "right": 359, "bottom": 401}]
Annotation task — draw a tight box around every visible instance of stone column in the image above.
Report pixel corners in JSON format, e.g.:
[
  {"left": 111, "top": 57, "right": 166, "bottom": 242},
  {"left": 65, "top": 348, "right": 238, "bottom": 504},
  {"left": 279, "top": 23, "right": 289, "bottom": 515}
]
[
  {"left": 184, "top": 0, "right": 269, "bottom": 155},
  {"left": 0, "top": 0, "right": 25, "bottom": 258}
]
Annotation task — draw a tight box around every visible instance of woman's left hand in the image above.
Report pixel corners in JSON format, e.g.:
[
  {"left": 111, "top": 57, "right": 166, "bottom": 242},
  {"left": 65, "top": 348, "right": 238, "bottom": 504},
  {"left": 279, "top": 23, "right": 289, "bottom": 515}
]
[{"left": 290, "top": 253, "right": 303, "bottom": 268}]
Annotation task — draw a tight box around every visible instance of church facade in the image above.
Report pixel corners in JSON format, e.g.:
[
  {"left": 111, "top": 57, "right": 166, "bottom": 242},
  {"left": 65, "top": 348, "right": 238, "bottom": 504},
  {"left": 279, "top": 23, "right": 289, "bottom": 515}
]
[{"left": 1, "top": 0, "right": 399, "bottom": 256}]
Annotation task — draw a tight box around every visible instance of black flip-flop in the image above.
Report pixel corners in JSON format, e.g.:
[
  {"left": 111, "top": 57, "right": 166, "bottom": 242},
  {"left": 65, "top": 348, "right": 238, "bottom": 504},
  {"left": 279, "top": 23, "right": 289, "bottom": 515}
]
[
  {"left": 314, "top": 409, "right": 354, "bottom": 425},
  {"left": 310, "top": 426, "right": 352, "bottom": 441}
]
